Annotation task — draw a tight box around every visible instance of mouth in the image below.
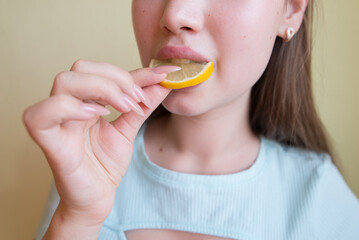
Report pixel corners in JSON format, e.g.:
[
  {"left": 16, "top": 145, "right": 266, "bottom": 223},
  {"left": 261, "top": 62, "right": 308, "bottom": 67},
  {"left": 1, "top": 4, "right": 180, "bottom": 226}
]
[
  {"left": 156, "top": 45, "right": 210, "bottom": 64},
  {"left": 149, "top": 58, "right": 214, "bottom": 90},
  {"left": 156, "top": 58, "right": 208, "bottom": 65}
]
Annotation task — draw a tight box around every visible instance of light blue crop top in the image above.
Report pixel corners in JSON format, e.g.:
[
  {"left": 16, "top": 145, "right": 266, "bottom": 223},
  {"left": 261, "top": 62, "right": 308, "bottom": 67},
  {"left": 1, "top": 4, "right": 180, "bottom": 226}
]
[{"left": 35, "top": 124, "right": 359, "bottom": 240}]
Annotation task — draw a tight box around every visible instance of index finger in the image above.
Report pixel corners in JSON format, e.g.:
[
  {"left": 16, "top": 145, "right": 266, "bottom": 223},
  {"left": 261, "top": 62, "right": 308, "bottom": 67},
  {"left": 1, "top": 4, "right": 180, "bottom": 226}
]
[
  {"left": 129, "top": 65, "right": 182, "bottom": 87},
  {"left": 70, "top": 59, "right": 180, "bottom": 88}
]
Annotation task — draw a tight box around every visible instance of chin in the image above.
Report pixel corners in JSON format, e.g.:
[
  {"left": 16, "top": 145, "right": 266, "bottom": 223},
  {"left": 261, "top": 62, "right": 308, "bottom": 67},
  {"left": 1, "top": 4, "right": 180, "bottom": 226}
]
[{"left": 161, "top": 93, "right": 210, "bottom": 117}]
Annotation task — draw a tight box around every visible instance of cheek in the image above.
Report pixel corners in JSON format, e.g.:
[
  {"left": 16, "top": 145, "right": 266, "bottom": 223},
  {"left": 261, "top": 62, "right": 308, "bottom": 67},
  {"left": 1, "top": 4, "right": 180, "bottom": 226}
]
[
  {"left": 213, "top": 2, "right": 282, "bottom": 90},
  {"left": 132, "top": 1, "right": 162, "bottom": 66}
]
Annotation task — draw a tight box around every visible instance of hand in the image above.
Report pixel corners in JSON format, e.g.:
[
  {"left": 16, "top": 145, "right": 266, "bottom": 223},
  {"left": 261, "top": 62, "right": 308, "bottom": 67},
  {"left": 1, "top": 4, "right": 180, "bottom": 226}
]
[{"left": 23, "top": 59, "right": 175, "bottom": 225}]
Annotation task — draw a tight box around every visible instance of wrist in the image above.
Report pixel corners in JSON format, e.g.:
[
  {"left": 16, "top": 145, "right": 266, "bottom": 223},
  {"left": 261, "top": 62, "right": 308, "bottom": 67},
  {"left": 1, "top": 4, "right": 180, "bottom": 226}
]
[{"left": 43, "top": 202, "right": 106, "bottom": 240}]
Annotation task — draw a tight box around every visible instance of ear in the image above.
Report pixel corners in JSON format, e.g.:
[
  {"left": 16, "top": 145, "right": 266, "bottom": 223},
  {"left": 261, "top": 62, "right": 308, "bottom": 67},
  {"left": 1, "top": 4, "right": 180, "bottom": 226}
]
[{"left": 277, "top": 0, "right": 309, "bottom": 40}]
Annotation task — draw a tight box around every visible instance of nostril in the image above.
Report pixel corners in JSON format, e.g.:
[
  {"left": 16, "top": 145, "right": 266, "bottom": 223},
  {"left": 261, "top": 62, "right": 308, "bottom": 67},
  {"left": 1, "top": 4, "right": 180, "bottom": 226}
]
[
  {"left": 181, "top": 26, "right": 192, "bottom": 31},
  {"left": 162, "top": 25, "right": 192, "bottom": 34}
]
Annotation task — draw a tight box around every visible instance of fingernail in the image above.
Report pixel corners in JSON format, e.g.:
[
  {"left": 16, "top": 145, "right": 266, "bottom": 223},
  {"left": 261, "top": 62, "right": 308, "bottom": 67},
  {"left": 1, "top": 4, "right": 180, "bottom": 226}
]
[
  {"left": 123, "top": 94, "right": 145, "bottom": 116},
  {"left": 129, "top": 87, "right": 141, "bottom": 103},
  {"left": 80, "top": 103, "right": 111, "bottom": 116},
  {"left": 151, "top": 65, "right": 182, "bottom": 74},
  {"left": 134, "top": 84, "right": 152, "bottom": 109},
  {"left": 81, "top": 105, "right": 96, "bottom": 112}
]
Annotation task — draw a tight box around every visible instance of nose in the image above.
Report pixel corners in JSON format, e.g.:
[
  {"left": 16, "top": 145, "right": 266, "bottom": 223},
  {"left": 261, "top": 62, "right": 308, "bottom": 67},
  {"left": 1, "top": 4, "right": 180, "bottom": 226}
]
[{"left": 160, "top": 0, "right": 204, "bottom": 34}]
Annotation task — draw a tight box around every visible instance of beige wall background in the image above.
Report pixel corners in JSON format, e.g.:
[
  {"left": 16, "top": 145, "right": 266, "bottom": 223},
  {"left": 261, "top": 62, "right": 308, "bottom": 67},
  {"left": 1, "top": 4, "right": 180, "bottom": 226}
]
[{"left": 0, "top": 0, "right": 358, "bottom": 239}]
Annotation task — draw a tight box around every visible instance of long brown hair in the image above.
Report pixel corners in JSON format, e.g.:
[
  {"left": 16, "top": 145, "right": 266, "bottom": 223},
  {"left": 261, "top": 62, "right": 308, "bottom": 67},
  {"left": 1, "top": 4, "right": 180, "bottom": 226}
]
[
  {"left": 250, "top": 0, "right": 335, "bottom": 163},
  {"left": 147, "top": 0, "right": 335, "bottom": 164}
]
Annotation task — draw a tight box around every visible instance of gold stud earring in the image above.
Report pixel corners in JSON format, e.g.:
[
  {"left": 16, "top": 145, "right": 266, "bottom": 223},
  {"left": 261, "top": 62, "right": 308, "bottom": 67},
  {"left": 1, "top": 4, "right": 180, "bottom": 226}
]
[{"left": 284, "top": 27, "right": 294, "bottom": 42}]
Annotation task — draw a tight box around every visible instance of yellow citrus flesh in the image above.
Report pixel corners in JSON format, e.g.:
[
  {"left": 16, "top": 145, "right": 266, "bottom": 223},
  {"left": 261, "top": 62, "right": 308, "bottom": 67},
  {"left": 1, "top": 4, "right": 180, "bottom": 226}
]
[{"left": 149, "top": 59, "right": 214, "bottom": 89}]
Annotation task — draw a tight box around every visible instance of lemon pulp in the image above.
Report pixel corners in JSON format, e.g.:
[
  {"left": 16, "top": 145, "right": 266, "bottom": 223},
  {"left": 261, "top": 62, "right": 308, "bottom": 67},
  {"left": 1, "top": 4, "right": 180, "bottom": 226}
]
[{"left": 149, "top": 59, "right": 214, "bottom": 89}]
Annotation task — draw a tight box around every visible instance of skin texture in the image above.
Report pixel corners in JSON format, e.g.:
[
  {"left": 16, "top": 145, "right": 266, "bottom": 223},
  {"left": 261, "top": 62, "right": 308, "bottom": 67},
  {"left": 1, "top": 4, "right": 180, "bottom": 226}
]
[
  {"left": 128, "top": 0, "right": 308, "bottom": 239},
  {"left": 22, "top": 0, "right": 308, "bottom": 239},
  {"left": 133, "top": 0, "right": 297, "bottom": 117},
  {"left": 23, "top": 63, "right": 176, "bottom": 239},
  {"left": 131, "top": 0, "right": 307, "bottom": 175}
]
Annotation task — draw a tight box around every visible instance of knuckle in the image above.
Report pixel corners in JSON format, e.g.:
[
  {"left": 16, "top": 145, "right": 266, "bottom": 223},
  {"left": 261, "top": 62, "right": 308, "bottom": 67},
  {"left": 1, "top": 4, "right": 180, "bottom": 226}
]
[
  {"left": 22, "top": 102, "right": 43, "bottom": 131},
  {"left": 115, "top": 70, "right": 134, "bottom": 92},
  {"left": 129, "top": 68, "right": 145, "bottom": 84},
  {"left": 111, "top": 88, "right": 124, "bottom": 102},
  {"left": 22, "top": 107, "right": 33, "bottom": 127},
  {"left": 103, "top": 80, "right": 123, "bottom": 100},
  {"left": 129, "top": 68, "right": 140, "bottom": 79},
  {"left": 122, "top": 71, "right": 135, "bottom": 86},
  {"left": 111, "top": 64, "right": 127, "bottom": 76},
  {"left": 54, "top": 71, "right": 70, "bottom": 87},
  {"left": 52, "top": 71, "right": 74, "bottom": 95},
  {"left": 71, "top": 59, "right": 87, "bottom": 71}
]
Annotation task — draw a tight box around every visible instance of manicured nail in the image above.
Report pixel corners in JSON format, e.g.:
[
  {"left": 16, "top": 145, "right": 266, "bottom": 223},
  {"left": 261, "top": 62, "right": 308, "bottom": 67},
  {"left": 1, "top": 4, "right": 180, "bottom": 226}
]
[
  {"left": 80, "top": 103, "right": 111, "bottom": 116},
  {"left": 134, "top": 84, "right": 152, "bottom": 109},
  {"left": 123, "top": 94, "right": 145, "bottom": 116},
  {"left": 129, "top": 87, "right": 141, "bottom": 103},
  {"left": 151, "top": 65, "right": 182, "bottom": 74}
]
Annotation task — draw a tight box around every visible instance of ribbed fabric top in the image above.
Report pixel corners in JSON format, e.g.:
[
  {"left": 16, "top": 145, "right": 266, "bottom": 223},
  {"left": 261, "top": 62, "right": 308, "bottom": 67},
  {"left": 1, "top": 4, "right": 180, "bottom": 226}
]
[{"left": 35, "top": 123, "right": 359, "bottom": 240}]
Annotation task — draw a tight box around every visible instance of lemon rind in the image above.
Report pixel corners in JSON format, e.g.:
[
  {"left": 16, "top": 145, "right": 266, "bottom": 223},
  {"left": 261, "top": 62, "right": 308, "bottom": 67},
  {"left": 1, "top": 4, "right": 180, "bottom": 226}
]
[{"left": 160, "top": 62, "right": 214, "bottom": 89}]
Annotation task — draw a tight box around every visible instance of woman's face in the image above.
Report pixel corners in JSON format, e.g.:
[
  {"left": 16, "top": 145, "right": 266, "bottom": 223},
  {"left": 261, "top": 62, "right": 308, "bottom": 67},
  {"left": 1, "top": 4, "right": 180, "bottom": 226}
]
[{"left": 132, "top": 0, "right": 288, "bottom": 116}]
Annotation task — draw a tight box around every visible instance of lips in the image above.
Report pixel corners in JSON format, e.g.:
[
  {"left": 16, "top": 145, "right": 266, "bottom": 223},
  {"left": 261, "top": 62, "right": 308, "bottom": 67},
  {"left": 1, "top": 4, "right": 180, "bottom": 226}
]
[{"left": 156, "top": 45, "right": 209, "bottom": 63}]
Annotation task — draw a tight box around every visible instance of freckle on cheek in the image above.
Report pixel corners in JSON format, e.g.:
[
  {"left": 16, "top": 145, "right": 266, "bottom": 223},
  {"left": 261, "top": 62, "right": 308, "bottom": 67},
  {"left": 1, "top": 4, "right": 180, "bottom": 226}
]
[{"left": 243, "top": 35, "right": 247, "bottom": 39}]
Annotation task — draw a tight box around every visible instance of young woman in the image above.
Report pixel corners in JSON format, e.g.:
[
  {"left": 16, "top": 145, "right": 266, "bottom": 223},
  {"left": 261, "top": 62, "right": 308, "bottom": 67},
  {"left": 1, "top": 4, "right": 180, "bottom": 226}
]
[{"left": 24, "top": 0, "right": 359, "bottom": 239}]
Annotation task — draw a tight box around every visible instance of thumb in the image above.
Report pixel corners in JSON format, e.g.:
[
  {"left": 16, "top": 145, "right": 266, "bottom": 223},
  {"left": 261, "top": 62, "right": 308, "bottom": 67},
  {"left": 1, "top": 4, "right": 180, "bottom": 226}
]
[{"left": 110, "top": 84, "right": 171, "bottom": 143}]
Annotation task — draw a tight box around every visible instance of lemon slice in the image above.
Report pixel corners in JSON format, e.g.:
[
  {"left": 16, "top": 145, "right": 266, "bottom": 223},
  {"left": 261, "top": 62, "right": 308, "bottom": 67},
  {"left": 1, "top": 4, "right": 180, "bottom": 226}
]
[{"left": 149, "top": 59, "right": 214, "bottom": 89}]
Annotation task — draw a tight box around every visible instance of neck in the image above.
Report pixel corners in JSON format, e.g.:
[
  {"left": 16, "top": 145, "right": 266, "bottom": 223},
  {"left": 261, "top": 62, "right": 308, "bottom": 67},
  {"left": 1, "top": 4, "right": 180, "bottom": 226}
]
[{"left": 159, "top": 93, "right": 260, "bottom": 174}]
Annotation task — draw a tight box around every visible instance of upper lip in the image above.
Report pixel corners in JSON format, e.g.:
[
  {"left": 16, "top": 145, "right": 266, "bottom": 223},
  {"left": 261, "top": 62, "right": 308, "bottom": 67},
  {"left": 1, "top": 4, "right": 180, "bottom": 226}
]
[{"left": 156, "top": 45, "right": 209, "bottom": 63}]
